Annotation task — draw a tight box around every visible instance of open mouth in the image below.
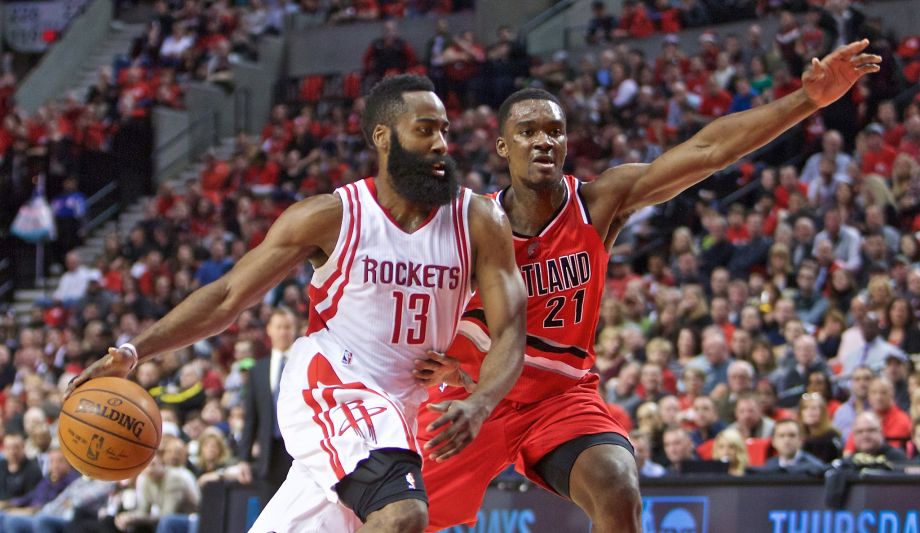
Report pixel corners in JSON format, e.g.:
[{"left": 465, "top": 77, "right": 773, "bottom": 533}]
[{"left": 432, "top": 162, "right": 446, "bottom": 177}]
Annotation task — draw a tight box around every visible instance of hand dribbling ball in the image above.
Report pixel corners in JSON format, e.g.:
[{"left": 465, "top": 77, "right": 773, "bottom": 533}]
[{"left": 58, "top": 377, "right": 162, "bottom": 481}]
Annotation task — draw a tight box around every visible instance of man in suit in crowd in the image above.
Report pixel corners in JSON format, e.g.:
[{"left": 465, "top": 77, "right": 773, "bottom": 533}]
[
  {"left": 239, "top": 307, "right": 297, "bottom": 506},
  {"left": 663, "top": 427, "right": 699, "bottom": 475},
  {"left": 762, "top": 419, "right": 826, "bottom": 475}
]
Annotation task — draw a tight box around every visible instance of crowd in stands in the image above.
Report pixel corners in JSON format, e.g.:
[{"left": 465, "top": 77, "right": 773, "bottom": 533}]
[
  {"left": 1, "top": 0, "right": 920, "bottom": 530},
  {"left": 323, "top": 0, "right": 475, "bottom": 23},
  {"left": 2, "top": 0, "right": 480, "bottom": 245},
  {"left": 585, "top": 0, "right": 892, "bottom": 43}
]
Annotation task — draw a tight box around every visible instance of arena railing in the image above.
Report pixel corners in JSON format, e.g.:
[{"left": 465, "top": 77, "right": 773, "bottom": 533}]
[
  {"left": 235, "top": 86, "right": 252, "bottom": 134},
  {"left": 82, "top": 181, "right": 119, "bottom": 237},
  {"left": 153, "top": 109, "right": 221, "bottom": 184},
  {"left": 0, "top": 255, "right": 11, "bottom": 304}
]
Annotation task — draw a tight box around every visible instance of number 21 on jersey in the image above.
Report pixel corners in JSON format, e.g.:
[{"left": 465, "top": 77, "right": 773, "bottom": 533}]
[{"left": 390, "top": 291, "right": 430, "bottom": 345}]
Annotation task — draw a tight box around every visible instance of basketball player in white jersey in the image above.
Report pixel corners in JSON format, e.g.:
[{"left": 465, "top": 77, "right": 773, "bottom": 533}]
[{"left": 66, "top": 75, "right": 527, "bottom": 532}]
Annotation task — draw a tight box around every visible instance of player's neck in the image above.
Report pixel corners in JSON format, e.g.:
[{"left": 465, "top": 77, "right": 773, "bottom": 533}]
[
  {"left": 373, "top": 173, "right": 437, "bottom": 232},
  {"left": 503, "top": 180, "right": 566, "bottom": 236}
]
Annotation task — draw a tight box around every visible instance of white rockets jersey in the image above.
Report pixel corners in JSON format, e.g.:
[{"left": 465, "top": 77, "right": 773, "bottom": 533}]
[{"left": 304, "top": 177, "right": 474, "bottom": 410}]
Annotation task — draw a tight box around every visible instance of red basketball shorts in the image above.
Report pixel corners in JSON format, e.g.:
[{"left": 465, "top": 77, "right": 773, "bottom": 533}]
[{"left": 417, "top": 373, "right": 628, "bottom": 531}]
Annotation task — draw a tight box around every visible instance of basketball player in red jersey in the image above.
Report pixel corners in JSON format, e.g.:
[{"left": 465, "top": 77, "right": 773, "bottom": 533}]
[
  {"left": 415, "top": 41, "right": 881, "bottom": 532},
  {"left": 66, "top": 75, "right": 527, "bottom": 533}
]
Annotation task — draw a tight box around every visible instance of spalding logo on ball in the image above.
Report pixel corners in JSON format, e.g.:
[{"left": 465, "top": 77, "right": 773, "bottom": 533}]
[{"left": 58, "top": 377, "right": 162, "bottom": 481}]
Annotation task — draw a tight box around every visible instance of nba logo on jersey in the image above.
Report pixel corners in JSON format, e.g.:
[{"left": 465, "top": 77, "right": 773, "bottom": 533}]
[
  {"left": 341, "top": 350, "right": 353, "bottom": 365},
  {"left": 405, "top": 472, "right": 416, "bottom": 490}
]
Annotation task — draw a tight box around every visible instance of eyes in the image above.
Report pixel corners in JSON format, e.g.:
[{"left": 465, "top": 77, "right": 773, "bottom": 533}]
[
  {"left": 519, "top": 128, "right": 564, "bottom": 137},
  {"left": 418, "top": 125, "right": 449, "bottom": 135}
]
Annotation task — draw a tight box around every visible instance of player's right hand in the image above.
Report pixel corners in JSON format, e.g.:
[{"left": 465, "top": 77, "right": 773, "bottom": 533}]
[
  {"left": 64, "top": 346, "right": 137, "bottom": 400},
  {"left": 423, "top": 398, "right": 489, "bottom": 462},
  {"left": 413, "top": 351, "right": 477, "bottom": 392}
]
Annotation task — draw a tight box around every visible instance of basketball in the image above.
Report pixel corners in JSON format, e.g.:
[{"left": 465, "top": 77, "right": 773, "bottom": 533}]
[{"left": 58, "top": 377, "right": 162, "bottom": 481}]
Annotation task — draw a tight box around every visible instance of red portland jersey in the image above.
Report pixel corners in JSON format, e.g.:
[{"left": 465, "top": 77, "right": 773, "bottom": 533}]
[{"left": 449, "top": 175, "right": 608, "bottom": 403}]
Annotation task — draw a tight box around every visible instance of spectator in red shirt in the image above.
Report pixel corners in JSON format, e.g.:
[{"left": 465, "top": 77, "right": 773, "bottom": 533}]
[
  {"left": 774, "top": 165, "right": 809, "bottom": 210},
  {"left": 877, "top": 100, "right": 906, "bottom": 147},
  {"left": 653, "top": 0, "right": 682, "bottom": 34},
  {"left": 725, "top": 204, "right": 750, "bottom": 244},
  {"left": 355, "top": 0, "right": 381, "bottom": 20},
  {"left": 606, "top": 255, "right": 641, "bottom": 300},
  {"left": 898, "top": 36, "right": 920, "bottom": 84},
  {"left": 898, "top": 115, "right": 920, "bottom": 162},
  {"left": 201, "top": 152, "right": 231, "bottom": 202},
  {"left": 654, "top": 35, "right": 689, "bottom": 82},
  {"left": 683, "top": 56, "right": 708, "bottom": 95},
  {"left": 698, "top": 32, "right": 720, "bottom": 70},
  {"left": 771, "top": 65, "right": 802, "bottom": 100},
  {"left": 861, "top": 123, "right": 899, "bottom": 178},
  {"left": 699, "top": 75, "right": 733, "bottom": 120},
  {"left": 362, "top": 21, "right": 418, "bottom": 85},
  {"left": 244, "top": 152, "right": 280, "bottom": 193},
  {"left": 441, "top": 30, "right": 485, "bottom": 108},
  {"left": 613, "top": 0, "right": 655, "bottom": 40},
  {"left": 861, "top": 376, "right": 912, "bottom": 450},
  {"left": 0, "top": 74, "right": 15, "bottom": 121}
]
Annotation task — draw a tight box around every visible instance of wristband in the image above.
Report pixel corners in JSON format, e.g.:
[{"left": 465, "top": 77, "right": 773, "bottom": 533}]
[{"left": 118, "top": 343, "right": 139, "bottom": 371}]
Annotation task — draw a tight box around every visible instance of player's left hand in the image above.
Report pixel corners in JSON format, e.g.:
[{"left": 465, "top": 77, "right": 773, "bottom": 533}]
[
  {"left": 423, "top": 398, "right": 490, "bottom": 462},
  {"left": 803, "top": 39, "right": 881, "bottom": 108},
  {"left": 413, "top": 351, "right": 476, "bottom": 392}
]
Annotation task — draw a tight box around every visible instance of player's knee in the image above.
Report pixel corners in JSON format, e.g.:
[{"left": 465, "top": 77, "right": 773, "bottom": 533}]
[
  {"left": 365, "top": 499, "right": 428, "bottom": 533},
  {"left": 586, "top": 448, "right": 641, "bottom": 517}
]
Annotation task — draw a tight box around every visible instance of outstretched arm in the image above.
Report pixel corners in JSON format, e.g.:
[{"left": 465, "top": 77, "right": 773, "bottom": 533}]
[
  {"left": 66, "top": 194, "right": 342, "bottom": 395},
  {"left": 425, "top": 195, "right": 526, "bottom": 462},
  {"left": 584, "top": 40, "right": 881, "bottom": 239}
]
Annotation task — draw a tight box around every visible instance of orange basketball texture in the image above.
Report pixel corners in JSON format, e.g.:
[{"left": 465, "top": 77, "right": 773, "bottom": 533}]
[{"left": 58, "top": 377, "right": 162, "bottom": 481}]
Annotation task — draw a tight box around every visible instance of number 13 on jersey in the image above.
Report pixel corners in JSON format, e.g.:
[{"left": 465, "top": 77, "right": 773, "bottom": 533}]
[{"left": 390, "top": 291, "right": 431, "bottom": 345}]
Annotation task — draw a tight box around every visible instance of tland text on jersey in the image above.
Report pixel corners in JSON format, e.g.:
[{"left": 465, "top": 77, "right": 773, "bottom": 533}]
[{"left": 519, "top": 251, "right": 591, "bottom": 297}]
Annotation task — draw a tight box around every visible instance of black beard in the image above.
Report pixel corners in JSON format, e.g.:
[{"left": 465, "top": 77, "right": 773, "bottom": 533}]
[{"left": 386, "top": 132, "right": 459, "bottom": 208}]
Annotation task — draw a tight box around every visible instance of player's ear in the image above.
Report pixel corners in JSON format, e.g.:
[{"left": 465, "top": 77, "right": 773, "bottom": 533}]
[
  {"left": 495, "top": 136, "right": 509, "bottom": 158},
  {"left": 372, "top": 125, "right": 390, "bottom": 152}
]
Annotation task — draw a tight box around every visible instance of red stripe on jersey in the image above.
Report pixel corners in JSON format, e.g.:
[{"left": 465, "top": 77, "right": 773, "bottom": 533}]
[
  {"left": 312, "top": 185, "right": 358, "bottom": 305},
  {"left": 458, "top": 189, "right": 470, "bottom": 297},
  {"left": 305, "top": 291, "right": 326, "bottom": 334},
  {"left": 303, "top": 353, "right": 346, "bottom": 479},
  {"left": 320, "top": 184, "right": 363, "bottom": 324},
  {"left": 304, "top": 390, "right": 347, "bottom": 479},
  {"left": 320, "top": 387, "right": 344, "bottom": 464},
  {"left": 307, "top": 185, "right": 358, "bottom": 334},
  {"left": 451, "top": 190, "right": 468, "bottom": 329}
]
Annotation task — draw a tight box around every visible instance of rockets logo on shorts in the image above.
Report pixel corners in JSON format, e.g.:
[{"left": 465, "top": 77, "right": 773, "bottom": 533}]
[
  {"left": 333, "top": 400, "right": 387, "bottom": 443},
  {"left": 405, "top": 472, "right": 416, "bottom": 490}
]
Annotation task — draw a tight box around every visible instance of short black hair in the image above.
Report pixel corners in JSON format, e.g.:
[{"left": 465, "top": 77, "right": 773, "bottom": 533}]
[
  {"left": 497, "top": 88, "right": 563, "bottom": 135},
  {"left": 361, "top": 74, "right": 435, "bottom": 145}
]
